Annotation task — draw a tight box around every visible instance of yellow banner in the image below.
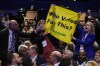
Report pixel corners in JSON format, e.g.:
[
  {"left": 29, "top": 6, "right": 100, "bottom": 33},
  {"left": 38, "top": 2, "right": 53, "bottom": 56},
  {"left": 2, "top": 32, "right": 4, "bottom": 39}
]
[{"left": 45, "top": 4, "right": 79, "bottom": 44}]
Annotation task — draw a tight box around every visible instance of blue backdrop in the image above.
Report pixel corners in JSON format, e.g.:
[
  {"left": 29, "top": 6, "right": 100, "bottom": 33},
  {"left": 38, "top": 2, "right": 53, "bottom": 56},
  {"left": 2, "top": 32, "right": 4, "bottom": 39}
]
[{"left": 0, "top": 0, "right": 99, "bottom": 12}]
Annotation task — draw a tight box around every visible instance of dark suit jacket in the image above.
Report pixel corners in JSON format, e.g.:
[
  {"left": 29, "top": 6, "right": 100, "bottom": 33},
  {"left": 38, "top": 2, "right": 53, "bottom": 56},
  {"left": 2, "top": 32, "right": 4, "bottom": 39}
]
[
  {"left": 22, "top": 56, "right": 33, "bottom": 66},
  {"left": 35, "top": 55, "right": 46, "bottom": 66},
  {"left": 0, "top": 28, "right": 36, "bottom": 66},
  {"left": 0, "top": 20, "right": 5, "bottom": 30}
]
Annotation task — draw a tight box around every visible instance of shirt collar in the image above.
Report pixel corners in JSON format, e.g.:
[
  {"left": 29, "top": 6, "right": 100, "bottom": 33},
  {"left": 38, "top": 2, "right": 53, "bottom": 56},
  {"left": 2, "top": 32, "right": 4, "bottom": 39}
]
[
  {"left": 31, "top": 55, "right": 38, "bottom": 62},
  {"left": 54, "top": 62, "right": 60, "bottom": 66},
  {"left": 9, "top": 29, "right": 13, "bottom": 34},
  {"left": 78, "top": 61, "right": 87, "bottom": 66},
  {"left": 10, "top": 64, "right": 18, "bottom": 66}
]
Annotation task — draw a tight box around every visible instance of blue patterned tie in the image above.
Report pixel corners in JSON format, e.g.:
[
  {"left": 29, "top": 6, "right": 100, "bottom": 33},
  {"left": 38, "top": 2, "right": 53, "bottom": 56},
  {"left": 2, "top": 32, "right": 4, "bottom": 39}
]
[{"left": 11, "top": 32, "right": 15, "bottom": 52}]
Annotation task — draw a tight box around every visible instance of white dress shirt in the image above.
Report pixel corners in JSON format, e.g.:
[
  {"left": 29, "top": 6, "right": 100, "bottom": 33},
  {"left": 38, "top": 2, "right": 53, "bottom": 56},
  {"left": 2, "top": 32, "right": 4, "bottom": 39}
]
[
  {"left": 30, "top": 55, "right": 38, "bottom": 63},
  {"left": 77, "top": 61, "right": 87, "bottom": 66},
  {"left": 54, "top": 62, "right": 60, "bottom": 66}
]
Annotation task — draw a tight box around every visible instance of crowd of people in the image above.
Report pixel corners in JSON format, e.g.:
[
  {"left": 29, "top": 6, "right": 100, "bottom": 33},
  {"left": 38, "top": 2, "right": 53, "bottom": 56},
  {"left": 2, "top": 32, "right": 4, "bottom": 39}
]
[{"left": 0, "top": 5, "right": 100, "bottom": 66}]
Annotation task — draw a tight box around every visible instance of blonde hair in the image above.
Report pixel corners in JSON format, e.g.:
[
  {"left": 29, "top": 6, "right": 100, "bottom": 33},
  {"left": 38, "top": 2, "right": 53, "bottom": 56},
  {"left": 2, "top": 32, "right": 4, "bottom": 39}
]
[
  {"left": 88, "top": 21, "right": 95, "bottom": 33},
  {"left": 18, "top": 45, "right": 28, "bottom": 56},
  {"left": 18, "top": 45, "right": 28, "bottom": 52},
  {"left": 22, "top": 40, "right": 32, "bottom": 47},
  {"left": 37, "top": 19, "right": 45, "bottom": 27},
  {"left": 85, "top": 61, "right": 98, "bottom": 66}
]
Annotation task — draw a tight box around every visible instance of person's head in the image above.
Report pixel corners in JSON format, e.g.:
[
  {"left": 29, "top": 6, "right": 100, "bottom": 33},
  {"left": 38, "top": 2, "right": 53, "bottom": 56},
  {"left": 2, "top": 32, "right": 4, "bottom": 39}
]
[
  {"left": 9, "top": 20, "right": 18, "bottom": 31},
  {"left": 29, "top": 26, "right": 34, "bottom": 32},
  {"left": 30, "top": 5, "right": 34, "bottom": 10},
  {"left": 79, "top": 20, "right": 85, "bottom": 27},
  {"left": 95, "top": 50, "right": 100, "bottom": 63},
  {"left": 22, "top": 27, "right": 27, "bottom": 33},
  {"left": 22, "top": 40, "right": 32, "bottom": 47},
  {"left": 84, "top": 21, "right": 95, "bottom": 33},
  {"left": 59, "top": 41, "right": 67, "bottom": 50},
  {"left": 8, "top": 53, "right": 22, "bottom": 65},
  {"left": 67, "top": 42, "right": 75, "bottom": 52},
  {"left": 24, "top": 21, "right": 28, "bottom": 26},
  {"left": 18, "top": 45, "right": 28, "bottom": 57},
  {"left": 50, "top": 51, "right": 62, "bottom": 64},
  {"left": 77, "top": 51, "right": 87, "bottom": 63},
  {"left": 38, "top": 19, "right": 45, "bottom": 26},
  {"left": 87, "top": 9, "right": 91, "bottom": 14},
  {"left": 28, "top": 45, "right": 38, "bottom": 57},
  {"left": 37, "top": 19, "right": 45, "bottom": 30},
  {"left": 85, "top": 61, "right": 98, "bottom": 66},
  {"left": 62, "top": 49, "right": 73, "bottom": 59}
]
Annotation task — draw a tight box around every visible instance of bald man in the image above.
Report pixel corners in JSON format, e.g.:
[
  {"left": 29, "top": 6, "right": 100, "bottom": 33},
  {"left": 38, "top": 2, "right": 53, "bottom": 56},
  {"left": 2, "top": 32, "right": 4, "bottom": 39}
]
[
  {"left": 50, "top": 51, "right": 62, "bottom": 66},
  {"left": 7, "top": 53, "right": 22, "bottom": 66},
  {"left": 0, "top": 20, "right": 36, "bottom": 66}
]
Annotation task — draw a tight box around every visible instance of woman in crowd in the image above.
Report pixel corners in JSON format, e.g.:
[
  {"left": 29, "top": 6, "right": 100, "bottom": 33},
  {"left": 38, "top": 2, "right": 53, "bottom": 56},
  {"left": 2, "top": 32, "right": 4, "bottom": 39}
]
[{"left": 72, "top": 21, "right": 95, "bottom": 60}]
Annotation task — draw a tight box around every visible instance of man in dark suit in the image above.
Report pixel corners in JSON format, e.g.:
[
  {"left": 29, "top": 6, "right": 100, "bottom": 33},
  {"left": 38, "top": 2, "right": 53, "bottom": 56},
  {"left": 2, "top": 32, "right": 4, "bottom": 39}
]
[
  {"left": 0, "top": 20, "right": 36, "bottom": 66},
  {"left": 28, "top": 45, "right": 46, "bottom": 66}
]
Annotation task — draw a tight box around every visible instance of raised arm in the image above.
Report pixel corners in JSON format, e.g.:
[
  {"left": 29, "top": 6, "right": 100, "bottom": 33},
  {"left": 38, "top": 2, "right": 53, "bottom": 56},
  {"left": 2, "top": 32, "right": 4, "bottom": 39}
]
[{"left": 74, "top": 34, "right": 95, "bottom": 46}]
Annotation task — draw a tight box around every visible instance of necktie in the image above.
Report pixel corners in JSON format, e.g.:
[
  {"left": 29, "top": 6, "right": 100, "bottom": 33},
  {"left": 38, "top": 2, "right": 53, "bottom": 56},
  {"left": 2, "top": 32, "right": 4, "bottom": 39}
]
[
  {"left": 11, "top": 32, "right": 15, "bottom": 52},
  {"left": 8, "top": 32, "right": 15, "bottom": 53}
]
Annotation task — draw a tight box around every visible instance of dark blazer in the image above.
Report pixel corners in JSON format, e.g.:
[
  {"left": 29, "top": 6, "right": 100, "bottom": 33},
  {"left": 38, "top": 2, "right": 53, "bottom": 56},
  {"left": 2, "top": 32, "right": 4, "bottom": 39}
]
[
  {"left": 0, "top": 28, "right": 36, "bottom": 66},
  {"left": 58, "top": 59, "right": 69, "bottom": 66},
  {"left": 0, "top": 20, "right": 5, "bottom": 30},
  {"left": 35, "top": 55, "right": 46, "bottom": 66},
  {"left": 58, "top": 58, "right": 77, "bottom": 66},
  {"left": 22, "top": 56, "right": 33, "bottom": 66}
]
